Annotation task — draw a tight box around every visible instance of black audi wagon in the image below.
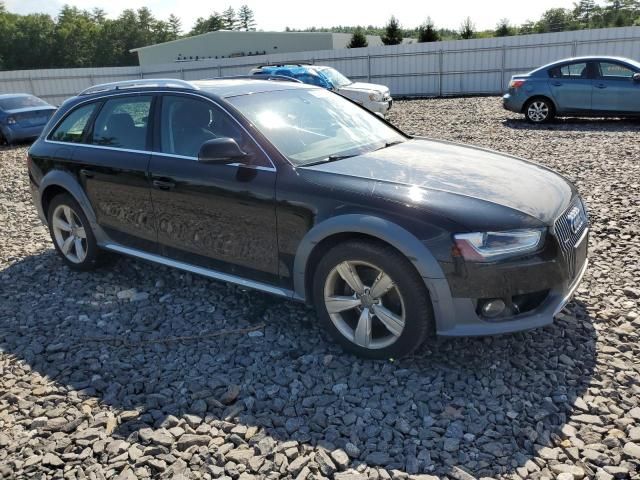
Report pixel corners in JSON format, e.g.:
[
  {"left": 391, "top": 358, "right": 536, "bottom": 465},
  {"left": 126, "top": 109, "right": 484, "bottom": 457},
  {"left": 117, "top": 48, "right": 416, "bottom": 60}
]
[{"left": 27, "top": 78, "right": 589, "bottom": 358}]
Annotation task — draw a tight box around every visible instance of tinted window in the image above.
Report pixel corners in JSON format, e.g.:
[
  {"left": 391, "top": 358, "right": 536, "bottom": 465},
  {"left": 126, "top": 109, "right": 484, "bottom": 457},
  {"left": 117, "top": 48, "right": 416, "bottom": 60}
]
[
  {"left": 49, "top": 103, "right": 97, "bottom": 143},
  {"left": 0, "top": 95, "right": 49, "bottom": 111},
  {"left": 549, "top": 62, "right": 588, "bottom": 79},
  {"left": 599, "top": 62, "right": 635, "bottom": 79},
  {"left": 160, "top": 95, "right": 249, "bottom": 158},
  {"left": 92, "top": 96, "right": 151, "bottom": 150}
]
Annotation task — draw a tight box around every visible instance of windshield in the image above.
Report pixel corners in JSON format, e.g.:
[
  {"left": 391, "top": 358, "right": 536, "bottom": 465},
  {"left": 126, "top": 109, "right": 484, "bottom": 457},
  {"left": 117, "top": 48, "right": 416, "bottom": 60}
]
[
  {"left": 0, "top": 95, "right": 49, "bottom": 111},
  {"left": 318, "top": 67, "right": 352, "bottom": 88},
  {"left": 227, "top": 88, "right": 406, "bottom": 166}
]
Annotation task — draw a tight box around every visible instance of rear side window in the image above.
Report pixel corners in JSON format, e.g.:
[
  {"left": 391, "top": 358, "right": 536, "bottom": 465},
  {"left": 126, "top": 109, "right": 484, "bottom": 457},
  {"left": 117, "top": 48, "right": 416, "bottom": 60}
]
[
  {"left": 598, "top": 62, "right": 635, "bottom": 79},
  {"left": 91, "top": 96, "right": 152, "bottom": 150},
  {"left": 49, "top": 103, "right": 97, "bottom": 143},
  {"left": 549, "top": 62, "right": 588, "bottom": 79}
]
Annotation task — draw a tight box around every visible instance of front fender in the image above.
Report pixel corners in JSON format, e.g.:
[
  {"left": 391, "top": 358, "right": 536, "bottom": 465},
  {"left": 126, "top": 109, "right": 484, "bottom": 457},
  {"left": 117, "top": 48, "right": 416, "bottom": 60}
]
[{"left": 292, "top": 214, "right": 456, "bottom": 330}]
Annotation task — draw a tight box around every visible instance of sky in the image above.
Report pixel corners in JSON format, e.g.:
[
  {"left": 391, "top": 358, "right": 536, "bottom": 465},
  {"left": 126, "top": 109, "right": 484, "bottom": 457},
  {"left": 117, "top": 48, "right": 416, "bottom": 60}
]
[{"left": 6, "top": 0, "right": 578, "bottom": 32}]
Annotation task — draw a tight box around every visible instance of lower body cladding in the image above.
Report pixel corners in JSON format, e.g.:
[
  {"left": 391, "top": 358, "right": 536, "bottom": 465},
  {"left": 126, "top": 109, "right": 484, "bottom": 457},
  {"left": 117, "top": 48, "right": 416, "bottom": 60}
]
[{"left": 430, "top": 229, "right": 589, "bottom": 336}]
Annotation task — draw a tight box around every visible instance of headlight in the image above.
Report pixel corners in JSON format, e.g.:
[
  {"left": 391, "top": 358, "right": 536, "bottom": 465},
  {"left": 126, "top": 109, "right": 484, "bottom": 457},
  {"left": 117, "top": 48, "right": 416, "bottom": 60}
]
[
  {"left": 6, "top": 116, "right": 16, "bottom": 125},
  {"left": 369, "top": 92, "right": 383, "bottom": 102},
  {"left": 453, "top": 229, "right": 545, "bottom": 261}
]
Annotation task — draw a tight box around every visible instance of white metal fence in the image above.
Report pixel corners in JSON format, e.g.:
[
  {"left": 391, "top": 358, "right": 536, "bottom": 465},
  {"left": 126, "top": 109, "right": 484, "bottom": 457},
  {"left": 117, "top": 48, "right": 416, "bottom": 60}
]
[{"left": 2, "top": 26, "right": 639, "bottom": 105}]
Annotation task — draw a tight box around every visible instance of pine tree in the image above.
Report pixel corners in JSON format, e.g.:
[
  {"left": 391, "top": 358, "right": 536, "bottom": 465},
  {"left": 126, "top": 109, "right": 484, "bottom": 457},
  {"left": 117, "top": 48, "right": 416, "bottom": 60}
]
[
  {"left": 381, "top": 15, "right": 402, "bottom": 45},
  {"left": 347, "top": 27, "right": 368, "bottom": 48},
  {"left": 459, "top": 17, "right": 475, "bottom": 39},
  {"left": 237, "top": 5, "right": 256, "bottom": 31},
  {"left": 168, "top": 14, "right": 182, "bottom": 37},
  {"left": 222, "top": 7, "right": 236, "bottom": 30},
  {"left": 417, "top": 17, "right": 440, "bottom": 42},
  {"left": 495, "top": 18, "right": 513, "bottom": 37},
  {"left": 575, "top": 0, "right": 597, "bottom": 26}
]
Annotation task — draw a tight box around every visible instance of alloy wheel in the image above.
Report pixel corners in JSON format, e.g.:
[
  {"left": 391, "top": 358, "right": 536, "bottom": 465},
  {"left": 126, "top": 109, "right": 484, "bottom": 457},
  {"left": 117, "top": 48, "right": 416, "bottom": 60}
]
[
  {"left": 527, "top": 101, "right": 549, "bottom": 122},
  {"left": 51, "top": 204, "right": 88, "bottom": 264},
  {"left": 323, "top": 260, "right": 406, "bottom": 349}
]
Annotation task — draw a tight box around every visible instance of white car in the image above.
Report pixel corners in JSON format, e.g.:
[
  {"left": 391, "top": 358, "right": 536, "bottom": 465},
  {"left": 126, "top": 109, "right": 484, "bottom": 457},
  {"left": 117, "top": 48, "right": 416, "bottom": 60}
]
[{"left": 250, "top": 64, "right": 393, "bottom": 116}]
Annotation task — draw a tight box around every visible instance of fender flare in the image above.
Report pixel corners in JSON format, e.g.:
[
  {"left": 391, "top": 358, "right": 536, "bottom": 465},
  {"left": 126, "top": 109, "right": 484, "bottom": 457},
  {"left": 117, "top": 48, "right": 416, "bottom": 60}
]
[
  {"left": 39, "top": 170, "right": 108, "bottom": 244},
  {"left": 293, "top": 214, "right": 446, "bottom": 290},
  {"left": 292, "top": 214, "right": 456, "bottom": 331}
]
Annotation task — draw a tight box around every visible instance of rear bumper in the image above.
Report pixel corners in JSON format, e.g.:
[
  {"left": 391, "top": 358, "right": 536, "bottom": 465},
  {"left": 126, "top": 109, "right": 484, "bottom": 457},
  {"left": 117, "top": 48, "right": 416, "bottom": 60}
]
[
  {"left": 430, "top": 229, "right": 589, "bottom": 337},
  {"left": 1, "top": 124, "right": 45, "bottom": 143},
  {"left": 502, "top": 93, "right": 526, "bottom": 113}
]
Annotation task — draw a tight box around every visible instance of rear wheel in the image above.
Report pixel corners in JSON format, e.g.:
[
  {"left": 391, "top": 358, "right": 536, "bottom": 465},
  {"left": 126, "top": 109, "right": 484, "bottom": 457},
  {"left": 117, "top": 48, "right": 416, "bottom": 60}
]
[
  {"left": 524, "top": 97, "right": 555, "bottom": 123},
  {"left": 47, "top": 194, "right": 104, "bottom": 271},
  {"left": 312, "top": 240, "right": 433, "bottom": 359}
]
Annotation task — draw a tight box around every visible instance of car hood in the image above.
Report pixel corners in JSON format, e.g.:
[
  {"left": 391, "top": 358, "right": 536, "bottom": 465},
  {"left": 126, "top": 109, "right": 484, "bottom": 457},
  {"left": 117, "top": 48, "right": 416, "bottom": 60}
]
[
  {"left": 339, "top": 82, "right": 390, "bottom": 96},
  {"left": 303, "top": 138, "right": 575, "bottom": 226}
]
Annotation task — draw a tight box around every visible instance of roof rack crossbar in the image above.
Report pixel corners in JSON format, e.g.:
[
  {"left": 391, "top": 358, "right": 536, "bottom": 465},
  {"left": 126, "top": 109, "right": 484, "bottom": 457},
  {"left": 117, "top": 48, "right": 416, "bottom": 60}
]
[
  {"left": 255, "top": 63, "right": 313, "bottom": 68},
  {"left": 203, "top": 74, "right": 303, "bottom": 83},
  {"left": 79, "top": 79, "right": 196, "bottom": 96}
]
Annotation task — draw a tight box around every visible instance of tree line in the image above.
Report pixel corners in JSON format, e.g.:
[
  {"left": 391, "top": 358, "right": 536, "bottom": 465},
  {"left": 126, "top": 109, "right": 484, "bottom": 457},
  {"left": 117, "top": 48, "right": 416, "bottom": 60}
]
[
  {"left": 0, "top": 2, "right": 256, "bottom": 70},
  {"left": 0, "top": 1, "right": 638, "bottom": 70},
  {"left": 306, "top": 0, "right": 640, "bottom": 47}
]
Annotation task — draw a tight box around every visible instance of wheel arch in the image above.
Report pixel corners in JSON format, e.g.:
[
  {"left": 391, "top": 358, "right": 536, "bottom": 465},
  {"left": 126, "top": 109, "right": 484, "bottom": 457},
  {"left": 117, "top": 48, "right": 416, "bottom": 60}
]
[
  {"left": 521, "top": 95, "right": 557, "bottom": 114},
  {"left": 39, "top": 170, "right": 108, "bottom": 244},
  {"left": 293, "top": 214, "right": 448, "bottom": 303}
]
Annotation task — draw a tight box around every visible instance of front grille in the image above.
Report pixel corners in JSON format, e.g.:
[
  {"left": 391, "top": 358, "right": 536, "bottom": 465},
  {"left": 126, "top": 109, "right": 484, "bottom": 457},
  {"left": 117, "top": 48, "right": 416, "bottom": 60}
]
[{"left": 554, "top": 199, "right": 588, "bottom": 278}]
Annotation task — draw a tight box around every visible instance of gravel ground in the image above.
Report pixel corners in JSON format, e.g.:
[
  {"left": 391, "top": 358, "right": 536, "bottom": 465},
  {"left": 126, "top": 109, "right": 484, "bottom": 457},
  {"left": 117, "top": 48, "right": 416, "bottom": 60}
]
[{"left": 1, "top": 97, "right": 639, "bottom": 480}]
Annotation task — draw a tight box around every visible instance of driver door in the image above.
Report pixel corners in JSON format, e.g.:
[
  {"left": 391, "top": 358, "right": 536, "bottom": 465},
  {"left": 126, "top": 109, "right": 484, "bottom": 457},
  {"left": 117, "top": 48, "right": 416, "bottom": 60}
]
[{"left": 149, "top": 93, "right": 279, "bottom": 284}]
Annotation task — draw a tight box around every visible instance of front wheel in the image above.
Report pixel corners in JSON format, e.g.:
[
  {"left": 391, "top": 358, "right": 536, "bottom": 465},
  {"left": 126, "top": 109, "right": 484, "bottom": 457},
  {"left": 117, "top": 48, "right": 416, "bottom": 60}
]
[
  {"left": 524, "top": 98, "right": 555, "bottom": 123},
  {"left": 312, "top": 241, "right": 434, "bottom": 359}
]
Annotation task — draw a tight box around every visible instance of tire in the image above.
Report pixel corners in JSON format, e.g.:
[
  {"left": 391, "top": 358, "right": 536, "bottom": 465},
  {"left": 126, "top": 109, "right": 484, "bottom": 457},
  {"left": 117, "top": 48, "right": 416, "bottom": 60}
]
[
  {"left": 47, "top": 193, "right": 104, "bottom": 271},
  {"left": 312, "top": 240, "right": 434, "bottom": 359},
  {"left": 524, "top": 97, "right": 555, "bottom": 124}
]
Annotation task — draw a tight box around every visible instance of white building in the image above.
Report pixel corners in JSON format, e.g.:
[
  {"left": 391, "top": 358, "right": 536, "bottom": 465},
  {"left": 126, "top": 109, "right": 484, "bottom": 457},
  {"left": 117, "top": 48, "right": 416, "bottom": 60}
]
[{"left": 131, "top": 30, "right": 411, "bottom": 66}]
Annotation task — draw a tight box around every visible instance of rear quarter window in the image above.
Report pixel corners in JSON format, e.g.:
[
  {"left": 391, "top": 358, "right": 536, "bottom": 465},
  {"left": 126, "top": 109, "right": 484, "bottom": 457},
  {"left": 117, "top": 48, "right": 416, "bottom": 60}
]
[{"left": 49, "top": 103, "right": 98, "bottom": 143}]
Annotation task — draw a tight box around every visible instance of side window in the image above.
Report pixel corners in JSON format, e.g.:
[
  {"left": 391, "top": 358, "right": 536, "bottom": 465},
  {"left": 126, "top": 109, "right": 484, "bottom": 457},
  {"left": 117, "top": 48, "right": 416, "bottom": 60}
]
[
  {"left": 91, "top": 96, "right": 152, "bottom": 150},
  {"left": 549, "top": 62, "right": 589, "bottom": 79},
  {"left": 49, "top": 103, "right": 97, "bottom": 143},
  {"left": 159, "top": 95, "right": 256, "bottom": 160},
  {"left": 599, "top": 62, "right": 635, "bottom": 80}
]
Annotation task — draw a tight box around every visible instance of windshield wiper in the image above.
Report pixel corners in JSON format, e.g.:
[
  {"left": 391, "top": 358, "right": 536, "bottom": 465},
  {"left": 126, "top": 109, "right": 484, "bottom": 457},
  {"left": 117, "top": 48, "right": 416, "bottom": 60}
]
[
  {"left": 374, "top": 139, "right": 405, "bottom": 151},
  {"left": 300, "top": 154, "right": 358, "bottom": 167}
]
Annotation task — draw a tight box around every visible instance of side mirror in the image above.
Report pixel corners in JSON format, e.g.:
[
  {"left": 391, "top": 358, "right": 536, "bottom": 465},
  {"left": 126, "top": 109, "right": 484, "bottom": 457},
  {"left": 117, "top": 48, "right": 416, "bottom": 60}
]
[
  {"left": 198, "top": 138, "right": 248, "bottom": 164},
  {"left": 633, "top": 73, "right": 640, "bottom": 82}
]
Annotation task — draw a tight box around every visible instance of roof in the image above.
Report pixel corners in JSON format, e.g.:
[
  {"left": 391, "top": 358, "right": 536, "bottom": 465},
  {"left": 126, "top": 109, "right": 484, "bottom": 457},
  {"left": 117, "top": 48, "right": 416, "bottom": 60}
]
[
  {"left": 255, "top": 65, "right": 318, "bottom": 76},
  {"left": 0, "top": 93, "right": 32, "bottom": 99},
  {"left": 537, "top": 55, "right": 640, "bottom": 69},
  {"left": 192, "top": 78, "right": 314, "bottom": 97}
]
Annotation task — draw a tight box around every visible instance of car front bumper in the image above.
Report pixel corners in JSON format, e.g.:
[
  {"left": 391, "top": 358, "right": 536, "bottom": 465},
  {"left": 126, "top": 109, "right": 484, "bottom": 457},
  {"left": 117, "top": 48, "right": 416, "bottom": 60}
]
[
  {"left": 366, "top": 98, "right": 392, "bottom": 116},
  {"left": 429, "top": 227, "right": 589, "bottom": 337}
]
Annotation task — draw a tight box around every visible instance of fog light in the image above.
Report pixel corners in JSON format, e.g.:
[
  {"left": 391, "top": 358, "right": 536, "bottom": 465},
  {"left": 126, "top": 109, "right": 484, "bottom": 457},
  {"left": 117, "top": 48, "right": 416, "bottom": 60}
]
[{"left": 480, "top": 299, "right": 506, "bottom": 318}]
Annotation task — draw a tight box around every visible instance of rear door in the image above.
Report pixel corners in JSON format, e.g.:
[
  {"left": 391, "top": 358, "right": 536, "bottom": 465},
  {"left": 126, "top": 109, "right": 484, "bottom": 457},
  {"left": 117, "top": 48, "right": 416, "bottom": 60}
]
[
  {"left": 592, "top": 61, "right": 640, "bottom": 113},
  {"left": 548, "top": 61, "right": 595, "bottom": 113},
  {"left": 71, "top": 94, "right": 158, "bottom": 252}
]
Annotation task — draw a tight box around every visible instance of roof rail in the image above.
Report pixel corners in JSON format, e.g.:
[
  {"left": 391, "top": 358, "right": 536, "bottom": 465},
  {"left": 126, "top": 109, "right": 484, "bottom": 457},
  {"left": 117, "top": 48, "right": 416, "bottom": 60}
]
[
  {"left": 204, "top": 74, "right": 303, "bottom": 83},
  {"left": 79, "top": 79, "right": 196, "bottom": 96}
]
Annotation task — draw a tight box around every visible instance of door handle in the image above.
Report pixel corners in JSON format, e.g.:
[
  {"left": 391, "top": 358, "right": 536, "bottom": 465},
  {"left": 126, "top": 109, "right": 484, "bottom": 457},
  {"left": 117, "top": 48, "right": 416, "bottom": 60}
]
[
  {"left": 595, "top": 84, "right": 607, "bottom": 89},
  {"left": 79, "top": 169, "right": 94, "bottom": 178},
  {"left": 152, "top": 179, "right": 175, "bottom": 190},
  {"left": 552, "top": 81, "right": 562, "bottom": 86}
]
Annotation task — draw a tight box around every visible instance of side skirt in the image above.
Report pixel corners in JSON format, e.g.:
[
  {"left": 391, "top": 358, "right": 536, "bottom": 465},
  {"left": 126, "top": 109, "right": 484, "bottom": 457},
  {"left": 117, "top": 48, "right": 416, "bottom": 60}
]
[{"left": 102, "top": 243, "right": 298, "bottom": 300}]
